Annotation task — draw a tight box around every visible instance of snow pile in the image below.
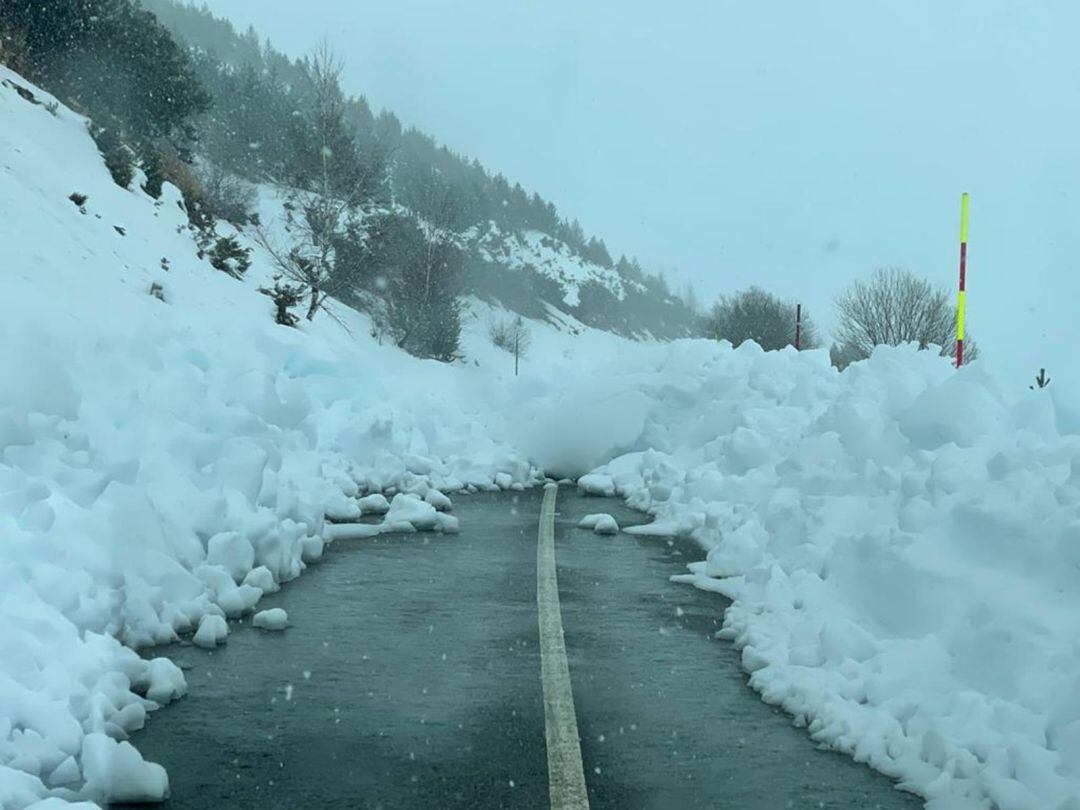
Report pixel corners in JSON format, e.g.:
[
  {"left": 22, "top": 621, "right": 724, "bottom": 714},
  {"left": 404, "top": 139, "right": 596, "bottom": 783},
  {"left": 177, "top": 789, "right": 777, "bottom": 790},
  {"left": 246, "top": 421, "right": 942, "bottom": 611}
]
[
  {"left": 0, "top": 66, "right": 537, "bottom": 808},
  {"left": 582, "top": 343, "right": 1080, "bottom": 810}
]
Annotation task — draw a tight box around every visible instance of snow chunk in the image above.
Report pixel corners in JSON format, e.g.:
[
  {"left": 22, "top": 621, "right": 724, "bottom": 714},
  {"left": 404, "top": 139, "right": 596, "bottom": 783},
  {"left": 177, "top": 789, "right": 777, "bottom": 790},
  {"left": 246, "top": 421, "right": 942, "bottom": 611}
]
[
  {"left": 593, "top": 514, "right": 620, "bottom": 535},
  {"left": 81, "top": 733, "right": 169, "bottom": 803},
  {"left": 579, "top": 513, "right": 620, "bottom": 534},
  {"left": 385, "top": 493, "right": 438, "bottom": 529},
  {"left": 45, "top": 756, "right": 82, "bottom": 787},
  {"left": 326, "top": 522, "right": 383, "bottom": 540},
  {"left": 243, "top": 565, "right": 279, "bottom": 594},
  {"left": 27, "top": 798, "right": 99, "bottom": 810},
  {"left": 577, "top": 473, "right": 616, "bottom": 497},
  {"left": 206, "top": 531, "right": 255, "bottom": 582},
  {"left": 192, "top": 614, "right": 228, "bottom": 648},
  {"left": 143, "top": 657, "right": 187, "bottom": 705},
  {"left": 252, "top": 608, "right": 288, "bottom": 631},
  {"left": 424, "top": 489, "right": 453, "bottom": 511},
  {"left": 358, "top": 493, "right": 391, "bottom": 515},
  {"left": 384, "top": 493, "right": 458, "bottom": 533},
  {"left": 435, "top": 513, "right": 460, "bottom": 534}
]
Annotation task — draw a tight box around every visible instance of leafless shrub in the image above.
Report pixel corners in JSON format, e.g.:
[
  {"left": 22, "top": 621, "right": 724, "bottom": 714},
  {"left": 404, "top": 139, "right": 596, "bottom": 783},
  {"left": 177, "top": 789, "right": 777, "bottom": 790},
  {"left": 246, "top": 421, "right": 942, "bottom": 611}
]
[
  {"left": 705, "top": 287, "right": 818, "bottom": 350},
  {"left": 196, "top": 163, "right": 257, "bottom": 226},
  {"left": 831, "top": 267, "right": 977, "bottom": 369},
  {"left": 488, "top": 315, "right": 531, "bottom": 375}
]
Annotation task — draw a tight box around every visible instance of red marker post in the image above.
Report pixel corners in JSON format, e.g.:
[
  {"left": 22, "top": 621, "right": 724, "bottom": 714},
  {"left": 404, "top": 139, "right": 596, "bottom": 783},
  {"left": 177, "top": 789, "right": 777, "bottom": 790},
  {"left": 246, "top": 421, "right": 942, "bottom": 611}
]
[
  {"left": 795, "top": 303, "right": 802, "bottom": 351},
  {"left": 956, "top": 193, "right": 970, "bottom": 368}
]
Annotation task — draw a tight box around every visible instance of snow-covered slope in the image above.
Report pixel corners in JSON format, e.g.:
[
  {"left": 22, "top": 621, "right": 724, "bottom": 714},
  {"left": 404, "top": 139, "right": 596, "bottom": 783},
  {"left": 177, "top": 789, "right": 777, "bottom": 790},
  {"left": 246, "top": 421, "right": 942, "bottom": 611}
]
[
  {"left": 461, "top": 221, "right": 692, "bottom": 340},
  {"left": 466, "top": 222, "right": 637, "bottom": 307},
  {"left": 5, "top": 64, "right": 1080, "bottom": 810}
]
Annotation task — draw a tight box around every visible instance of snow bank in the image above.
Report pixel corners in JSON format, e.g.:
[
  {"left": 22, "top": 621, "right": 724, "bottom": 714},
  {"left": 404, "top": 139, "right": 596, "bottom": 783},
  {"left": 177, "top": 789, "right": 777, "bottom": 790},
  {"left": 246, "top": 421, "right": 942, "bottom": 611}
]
[
  {"left": 0, "top": 66, "right": 537, "bottom": 808},
  {"left": 582, "top": 343, "right": 1080, "bottom": 810}
]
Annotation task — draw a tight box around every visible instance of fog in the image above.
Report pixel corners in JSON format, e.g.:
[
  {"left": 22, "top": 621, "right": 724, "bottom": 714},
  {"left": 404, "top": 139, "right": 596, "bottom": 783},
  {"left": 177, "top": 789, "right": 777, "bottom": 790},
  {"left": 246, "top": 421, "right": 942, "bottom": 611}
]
[{"left": 197, "top": 0, "right": 1080, "bottom": 383}]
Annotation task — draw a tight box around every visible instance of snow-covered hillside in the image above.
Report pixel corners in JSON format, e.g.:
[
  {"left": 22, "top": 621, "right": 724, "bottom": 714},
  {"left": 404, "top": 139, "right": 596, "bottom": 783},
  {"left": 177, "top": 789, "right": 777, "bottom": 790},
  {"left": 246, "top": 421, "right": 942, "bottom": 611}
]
[
  {"left": 460, "top": 220, "right": 693, "bottom": 340},
  {"left": 466, "top": 222, "right": 638, "bottom": 308},
  {"left": 4, "top": 64, "right": 1080, "bottom": 810}
]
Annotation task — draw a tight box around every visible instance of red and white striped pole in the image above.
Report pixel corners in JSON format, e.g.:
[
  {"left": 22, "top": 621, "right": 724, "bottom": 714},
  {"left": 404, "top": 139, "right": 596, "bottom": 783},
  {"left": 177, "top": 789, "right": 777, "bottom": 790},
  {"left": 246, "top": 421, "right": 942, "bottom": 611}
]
[
  {"left": 956, "top": 193, "right": 969, "bottom": 368},
  {"left": 795, "top": 303, "right": 802, "bottom": 351}
]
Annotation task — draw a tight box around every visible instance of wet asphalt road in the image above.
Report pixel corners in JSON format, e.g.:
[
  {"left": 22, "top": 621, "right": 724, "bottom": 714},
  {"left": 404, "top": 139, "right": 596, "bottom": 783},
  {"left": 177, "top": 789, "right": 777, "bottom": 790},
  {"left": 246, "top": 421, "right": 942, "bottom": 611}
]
[{"left": 124, "top": 487, "right": 921, "bottom": 810}]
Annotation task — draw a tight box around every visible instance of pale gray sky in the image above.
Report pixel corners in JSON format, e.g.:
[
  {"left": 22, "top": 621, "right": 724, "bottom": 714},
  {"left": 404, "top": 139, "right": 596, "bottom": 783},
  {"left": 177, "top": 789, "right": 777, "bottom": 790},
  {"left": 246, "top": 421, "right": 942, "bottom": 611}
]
[{"left": 197, "top": 0, "right": 1079, "bottom": 382}]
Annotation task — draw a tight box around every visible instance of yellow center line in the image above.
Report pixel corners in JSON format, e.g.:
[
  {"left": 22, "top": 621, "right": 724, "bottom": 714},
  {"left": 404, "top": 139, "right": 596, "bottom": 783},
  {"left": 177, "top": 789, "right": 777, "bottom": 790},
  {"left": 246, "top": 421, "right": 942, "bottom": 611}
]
[{"left": 536, "top": 483, "right": 590, "bottom": 810}]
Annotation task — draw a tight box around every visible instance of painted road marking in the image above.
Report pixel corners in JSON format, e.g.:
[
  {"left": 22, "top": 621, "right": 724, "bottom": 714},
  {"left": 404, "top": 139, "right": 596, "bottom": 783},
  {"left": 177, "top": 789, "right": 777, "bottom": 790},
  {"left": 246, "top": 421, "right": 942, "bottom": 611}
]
[{"left": 537, "top": 483, "right": 590, "bottom": 810}]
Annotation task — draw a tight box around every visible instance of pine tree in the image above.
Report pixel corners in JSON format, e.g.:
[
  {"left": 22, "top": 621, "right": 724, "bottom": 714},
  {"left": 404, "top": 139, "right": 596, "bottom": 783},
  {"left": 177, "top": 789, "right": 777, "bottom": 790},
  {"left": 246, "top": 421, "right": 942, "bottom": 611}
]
[{"left": 371, "top": 213, "right": 464, "bottom": 362}]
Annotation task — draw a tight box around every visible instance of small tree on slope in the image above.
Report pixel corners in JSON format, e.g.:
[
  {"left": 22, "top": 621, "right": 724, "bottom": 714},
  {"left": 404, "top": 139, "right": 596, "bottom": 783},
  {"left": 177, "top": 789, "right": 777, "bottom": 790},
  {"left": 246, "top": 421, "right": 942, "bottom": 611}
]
[
  {"left": 257, "top": 44, "right": 386, "bottom": 321},
  {"left": 489, "top": 315, "right": 531, "bottom": 375}
]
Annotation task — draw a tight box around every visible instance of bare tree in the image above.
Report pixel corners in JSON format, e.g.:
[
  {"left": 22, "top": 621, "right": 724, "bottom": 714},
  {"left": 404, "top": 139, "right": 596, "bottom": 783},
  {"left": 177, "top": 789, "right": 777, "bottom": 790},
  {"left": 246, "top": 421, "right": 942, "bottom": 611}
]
[
  {"left": 831, "top": 267, "right": 977, "bottom": 369},
  {"left": 489, "top": 315, "right": 532, "bottom": 375},
  {"left": 257, "top": 43, "right": 385, "bottom": 322},
  {"left": 705, "top": 287, "right": 819, "bottom": 350},
  {"left": 366, "top": 207, "right": 465, "bottom": 361},
  {"left": 195, "top": 161, "right": 257, "bottom": 226}
]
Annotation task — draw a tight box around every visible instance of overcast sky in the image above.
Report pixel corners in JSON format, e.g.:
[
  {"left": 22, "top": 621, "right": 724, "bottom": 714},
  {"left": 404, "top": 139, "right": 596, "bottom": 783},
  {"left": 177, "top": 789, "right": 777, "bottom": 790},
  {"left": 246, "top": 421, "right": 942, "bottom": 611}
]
[{"left": 196, "top": 0, "right": 1079, "bottom": 382}]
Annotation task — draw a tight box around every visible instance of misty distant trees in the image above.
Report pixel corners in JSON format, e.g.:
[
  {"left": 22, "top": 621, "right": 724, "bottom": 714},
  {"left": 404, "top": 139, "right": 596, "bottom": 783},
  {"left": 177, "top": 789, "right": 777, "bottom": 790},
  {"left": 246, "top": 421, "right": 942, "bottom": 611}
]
[
  {"left": 706, "top": 287, "right": 818, "bottom": 351},
  {"left": 830, "top": 267, "right": 977, "bottom": 369},
  {"left": 0, "top": 0, "right": 209, "bottom": 167},
  {"left": 489, "top": 315, "right": 531, "bottom": 375}
]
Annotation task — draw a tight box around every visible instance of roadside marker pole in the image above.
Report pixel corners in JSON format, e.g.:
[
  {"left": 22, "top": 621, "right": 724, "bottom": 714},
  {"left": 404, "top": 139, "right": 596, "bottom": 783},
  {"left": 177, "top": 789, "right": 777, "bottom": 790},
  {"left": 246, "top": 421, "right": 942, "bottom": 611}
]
[
  {"left": 956, "top": 193, "right": 969, "bottom": 368},
  {"left": 795, "top": 303, "right": 802, "bottom": 351}
]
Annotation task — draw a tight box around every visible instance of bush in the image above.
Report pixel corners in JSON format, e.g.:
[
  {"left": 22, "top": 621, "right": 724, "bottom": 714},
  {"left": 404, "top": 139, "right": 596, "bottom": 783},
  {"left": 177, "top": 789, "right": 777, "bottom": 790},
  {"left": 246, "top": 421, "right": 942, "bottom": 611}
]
[
  {"left": 90, "top": 125, "right": 135, "bottom": 189},
  {"left": 489, "top": 316, "right": 531, "bottom": 354},
  {"left": 143, "top": 151, "right": 201, "bottom": 202},
  {"left": 705, "top": 287, "right": 818, "bottom": 351},
  {"left": 258, "top": 278, "right": 305, "bottom": 327},
  {"left": 207, "top": 235, "right": 251, "bottom": 279},
  {"left": 196, "top": 163, "right": 257, "bottom": 226}
]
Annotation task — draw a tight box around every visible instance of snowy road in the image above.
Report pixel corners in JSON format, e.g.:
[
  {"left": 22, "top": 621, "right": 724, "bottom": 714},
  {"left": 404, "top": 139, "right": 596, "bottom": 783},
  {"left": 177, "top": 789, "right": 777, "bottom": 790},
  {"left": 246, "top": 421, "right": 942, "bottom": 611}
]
[{"left": 124, "top": 489, "right": 921, "bottom": 809}]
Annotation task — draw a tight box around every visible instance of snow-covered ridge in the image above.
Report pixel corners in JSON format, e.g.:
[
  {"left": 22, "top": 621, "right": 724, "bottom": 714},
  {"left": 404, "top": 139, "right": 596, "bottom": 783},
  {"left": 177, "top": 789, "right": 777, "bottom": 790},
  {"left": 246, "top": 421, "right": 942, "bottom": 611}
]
[{"left": 464, "top": 221, "right": 637, "bottom": 308}]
